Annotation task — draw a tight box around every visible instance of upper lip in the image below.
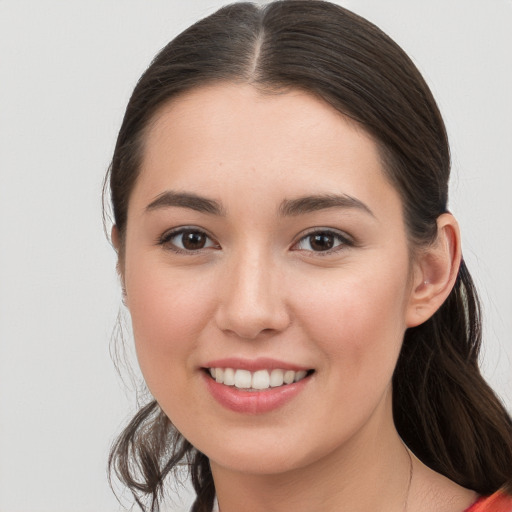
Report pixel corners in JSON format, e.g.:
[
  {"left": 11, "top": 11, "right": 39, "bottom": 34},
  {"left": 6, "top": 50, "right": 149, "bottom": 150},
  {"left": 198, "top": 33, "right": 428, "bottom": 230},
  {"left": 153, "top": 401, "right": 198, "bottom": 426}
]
[{"left": 202, "top": 357, "right": 311, "bottom": 372}]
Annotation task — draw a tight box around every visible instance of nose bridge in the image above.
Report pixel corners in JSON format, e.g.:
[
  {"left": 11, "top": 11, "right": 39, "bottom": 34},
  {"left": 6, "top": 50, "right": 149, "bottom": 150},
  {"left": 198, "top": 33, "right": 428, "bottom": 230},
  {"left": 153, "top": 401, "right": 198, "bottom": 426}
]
[{"left": 215, "top": 243, "right": 289, "bottom": 338}]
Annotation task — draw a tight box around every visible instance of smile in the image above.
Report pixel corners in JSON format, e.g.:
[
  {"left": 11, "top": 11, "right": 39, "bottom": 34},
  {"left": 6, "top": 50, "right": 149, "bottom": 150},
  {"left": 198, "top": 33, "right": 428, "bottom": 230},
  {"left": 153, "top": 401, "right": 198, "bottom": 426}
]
[
  {"left": 207, "top": 368, "right": 311, "bottom": 391},
  {"left": 203, "top": 363, "right": 315, "bottom": 413}
]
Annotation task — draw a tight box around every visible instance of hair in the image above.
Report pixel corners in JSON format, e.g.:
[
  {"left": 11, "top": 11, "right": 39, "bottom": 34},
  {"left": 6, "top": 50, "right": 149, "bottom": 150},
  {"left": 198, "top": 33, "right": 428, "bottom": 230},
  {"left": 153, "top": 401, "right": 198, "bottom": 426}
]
[{"left": 105, "top": 1, "right": 512, "bottom": 511}]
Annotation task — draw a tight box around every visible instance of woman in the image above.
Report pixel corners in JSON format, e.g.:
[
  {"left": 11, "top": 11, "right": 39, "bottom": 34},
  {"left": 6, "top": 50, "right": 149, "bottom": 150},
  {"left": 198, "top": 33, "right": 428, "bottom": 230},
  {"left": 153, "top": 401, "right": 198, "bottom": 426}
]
[{"left": 105, "top": 1, "right": 512, "bottom": 511}]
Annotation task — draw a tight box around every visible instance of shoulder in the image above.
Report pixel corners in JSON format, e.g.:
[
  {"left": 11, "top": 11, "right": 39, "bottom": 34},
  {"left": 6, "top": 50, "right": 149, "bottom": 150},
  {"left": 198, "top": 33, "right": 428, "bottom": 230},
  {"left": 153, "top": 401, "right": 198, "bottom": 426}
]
[{"left": 464, "top": 490, "right": 512, "bottom": 512}]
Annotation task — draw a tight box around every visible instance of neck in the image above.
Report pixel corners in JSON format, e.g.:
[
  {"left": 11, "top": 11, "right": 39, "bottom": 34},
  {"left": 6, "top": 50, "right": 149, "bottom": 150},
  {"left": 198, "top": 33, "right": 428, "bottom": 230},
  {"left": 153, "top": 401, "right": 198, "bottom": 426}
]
[{"left": 211, "top": 392, "right": 413, "bottom": 512}]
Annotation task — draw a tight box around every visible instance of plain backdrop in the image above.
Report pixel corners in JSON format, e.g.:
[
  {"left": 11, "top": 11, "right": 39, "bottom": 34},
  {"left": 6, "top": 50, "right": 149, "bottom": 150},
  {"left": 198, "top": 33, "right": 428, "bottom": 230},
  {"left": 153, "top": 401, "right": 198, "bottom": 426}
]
[{"left": 0, "top": 1, "right": 510, "bottom": 511}]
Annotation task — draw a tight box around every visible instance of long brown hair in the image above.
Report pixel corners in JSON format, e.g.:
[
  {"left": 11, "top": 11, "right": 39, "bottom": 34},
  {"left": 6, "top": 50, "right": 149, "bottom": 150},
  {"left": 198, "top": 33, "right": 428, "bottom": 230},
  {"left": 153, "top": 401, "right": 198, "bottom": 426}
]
[{"left": 105, "top": 2, "right": 512, "bottom": 511}]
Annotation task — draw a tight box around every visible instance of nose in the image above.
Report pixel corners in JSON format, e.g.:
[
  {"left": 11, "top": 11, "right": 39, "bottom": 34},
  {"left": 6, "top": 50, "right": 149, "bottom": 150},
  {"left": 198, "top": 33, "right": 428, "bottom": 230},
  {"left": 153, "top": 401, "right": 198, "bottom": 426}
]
[{"left": 214, "top": 251, "right": 291, "bottom": 340}]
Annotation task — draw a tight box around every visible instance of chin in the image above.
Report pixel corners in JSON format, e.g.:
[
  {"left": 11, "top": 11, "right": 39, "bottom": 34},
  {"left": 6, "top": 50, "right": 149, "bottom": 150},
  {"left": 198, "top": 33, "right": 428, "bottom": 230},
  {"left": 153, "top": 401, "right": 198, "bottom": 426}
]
[
  {"left": 191, "top": 424, "right": 345, "bottom": 478},
  {"left": 208, "top": 448, "right": 311, "bottom": 476}
]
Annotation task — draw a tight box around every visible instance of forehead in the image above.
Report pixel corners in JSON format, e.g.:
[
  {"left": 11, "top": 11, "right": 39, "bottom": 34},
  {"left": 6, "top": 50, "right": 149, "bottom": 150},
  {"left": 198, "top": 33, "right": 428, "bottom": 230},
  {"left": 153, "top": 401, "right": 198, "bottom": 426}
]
[
  {"left": 132, "top": 83, "right": 401, "bottom": 219},
  {"left": 144, "top": 83, "right": 373, "bottom": 166}
]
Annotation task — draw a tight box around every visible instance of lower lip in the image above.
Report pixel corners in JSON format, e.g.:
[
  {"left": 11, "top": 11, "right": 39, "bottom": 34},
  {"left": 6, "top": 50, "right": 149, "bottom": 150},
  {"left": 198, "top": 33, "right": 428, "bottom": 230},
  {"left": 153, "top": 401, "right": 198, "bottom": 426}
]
[{"left": 203, "top": 372, "right": 311, "bottom": 414}]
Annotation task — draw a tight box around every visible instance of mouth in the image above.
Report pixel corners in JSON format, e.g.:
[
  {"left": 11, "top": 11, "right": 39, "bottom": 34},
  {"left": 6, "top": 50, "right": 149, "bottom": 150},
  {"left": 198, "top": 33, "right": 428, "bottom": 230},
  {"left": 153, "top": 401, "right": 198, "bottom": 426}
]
[
  {"left": 204, "top": 367, "right": 315, "bottom": 391},
  {"left": 202, "top": 360, "right": 315, "bottom": 413}
]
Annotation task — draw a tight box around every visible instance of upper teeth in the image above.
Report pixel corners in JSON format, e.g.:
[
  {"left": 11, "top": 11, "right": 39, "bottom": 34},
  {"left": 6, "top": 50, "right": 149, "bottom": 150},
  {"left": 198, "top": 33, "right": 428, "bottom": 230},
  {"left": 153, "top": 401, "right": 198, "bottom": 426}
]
[{"left": 209, "top": 368, "right": 308, "bottom": 390}]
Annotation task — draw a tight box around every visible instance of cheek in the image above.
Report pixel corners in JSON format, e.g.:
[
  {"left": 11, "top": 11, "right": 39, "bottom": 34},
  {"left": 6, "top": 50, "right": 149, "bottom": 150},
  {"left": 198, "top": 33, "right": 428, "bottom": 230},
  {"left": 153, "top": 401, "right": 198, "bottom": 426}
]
[
  {"left": 125, "top": 261, "right": 216, "bottom": 391},
  {"left": 294, "top": 263, "right": 410, "bottom": 379}
]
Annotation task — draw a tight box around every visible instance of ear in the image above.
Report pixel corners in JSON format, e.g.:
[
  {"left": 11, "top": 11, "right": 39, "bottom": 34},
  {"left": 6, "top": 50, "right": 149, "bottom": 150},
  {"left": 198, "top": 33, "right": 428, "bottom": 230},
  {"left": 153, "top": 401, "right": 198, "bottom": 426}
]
[
  {"left": 406, "top": 213, "right": 461, "bottom": 327},
  {"left": 111, "top": 224, "right": 121, "bottom": 253},
  {"left": 111, "top": 225, "right": 127, "bottom": 300}
]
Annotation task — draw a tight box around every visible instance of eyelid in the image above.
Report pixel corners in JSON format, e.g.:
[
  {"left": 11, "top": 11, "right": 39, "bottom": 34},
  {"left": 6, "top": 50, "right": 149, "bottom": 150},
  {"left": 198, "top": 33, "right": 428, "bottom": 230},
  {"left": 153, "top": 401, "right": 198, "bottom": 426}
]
[
  {"left": 157, "top": 225, "right": 220, "bottom": 253},
  {"left": 156, "top": 225, "right": 354, "bottom": 255},
  {"left": 291, "top": 227, "right": 354, "bottom": 254}
]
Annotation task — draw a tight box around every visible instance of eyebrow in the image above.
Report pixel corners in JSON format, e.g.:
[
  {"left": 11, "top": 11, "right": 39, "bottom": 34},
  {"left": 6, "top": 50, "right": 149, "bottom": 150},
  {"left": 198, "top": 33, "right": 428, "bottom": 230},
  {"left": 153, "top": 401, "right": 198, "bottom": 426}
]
[
  {"left": 279, "top": 194, "right": 375, "bottom": 217},
  {"left": 145, "top": 191, "right": 225, "bottom": 216},
  {"left": 145, "top": 191, "right": 374, "bottom": 218}
]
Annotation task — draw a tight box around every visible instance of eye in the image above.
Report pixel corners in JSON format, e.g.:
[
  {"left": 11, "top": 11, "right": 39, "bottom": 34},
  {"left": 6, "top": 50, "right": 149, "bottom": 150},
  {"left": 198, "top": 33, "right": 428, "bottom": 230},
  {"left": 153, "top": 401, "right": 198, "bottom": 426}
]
[
  {"left": 159, "top": 228, "right": 218, "bottom": 253},
  {"left": 293, "top": 229, "right": 351, "bottom": 253}
]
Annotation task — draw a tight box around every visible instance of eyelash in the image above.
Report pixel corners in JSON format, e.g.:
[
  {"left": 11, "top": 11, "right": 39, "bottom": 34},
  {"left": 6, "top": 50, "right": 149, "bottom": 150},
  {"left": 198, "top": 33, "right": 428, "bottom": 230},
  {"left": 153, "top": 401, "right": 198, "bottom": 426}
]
[
  {"left": 291, "top": 229, "right": 353, "bottom": 255},
  {"left": 157, "top": 227, "right": 354, "bottom": 255},
  {"left": 157, "top": 227, "right": 219, "bottom": 254}
]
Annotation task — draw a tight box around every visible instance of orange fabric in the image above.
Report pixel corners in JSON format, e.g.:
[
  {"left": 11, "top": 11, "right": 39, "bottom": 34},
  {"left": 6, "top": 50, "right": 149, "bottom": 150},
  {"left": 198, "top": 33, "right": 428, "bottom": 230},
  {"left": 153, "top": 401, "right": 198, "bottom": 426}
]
[{"left": 464, "top": 490, "right": 512, "bottom": 512}]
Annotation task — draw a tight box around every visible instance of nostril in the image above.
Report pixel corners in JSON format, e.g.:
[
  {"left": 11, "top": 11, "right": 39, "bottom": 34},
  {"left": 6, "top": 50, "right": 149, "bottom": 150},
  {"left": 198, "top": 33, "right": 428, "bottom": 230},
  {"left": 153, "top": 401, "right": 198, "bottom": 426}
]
[
  {"left": 214, "top": 306, "right": 292, "bottom": 340},
  {"left": 214, "top": 273, "right": 291, "bottom": 338}
]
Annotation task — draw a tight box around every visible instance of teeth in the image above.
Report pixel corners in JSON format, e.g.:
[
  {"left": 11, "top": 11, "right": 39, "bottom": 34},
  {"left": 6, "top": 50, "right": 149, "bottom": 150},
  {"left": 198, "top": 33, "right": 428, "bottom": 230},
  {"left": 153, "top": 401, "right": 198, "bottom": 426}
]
[
  {"left": 208, "top": 367, "right": 310, "bottom": 390},
  {"left": 283, "top": 370, "right": 295, "bottom": 385},
  {"left": 294, "top": 370, "right": 307, "bottom": 382},
  {"left": 223, "top": 367, "right": 235, "bottom": 386},
  {"left": 252, "top": 370, "right": 270, "bottom": 390},
  {"left": 269, "top": 369, "right": 284, "bottom": 387},
  {"left": 234, "top": 369, "right": 252, "bottom": 389}
]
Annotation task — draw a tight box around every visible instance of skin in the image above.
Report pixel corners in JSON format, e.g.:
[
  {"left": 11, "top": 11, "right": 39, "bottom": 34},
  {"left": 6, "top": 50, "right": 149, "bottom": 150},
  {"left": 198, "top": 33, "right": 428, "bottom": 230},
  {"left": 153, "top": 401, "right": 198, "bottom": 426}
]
[{"left": 115, "top": 83, "right": 475, "bottom": 511}]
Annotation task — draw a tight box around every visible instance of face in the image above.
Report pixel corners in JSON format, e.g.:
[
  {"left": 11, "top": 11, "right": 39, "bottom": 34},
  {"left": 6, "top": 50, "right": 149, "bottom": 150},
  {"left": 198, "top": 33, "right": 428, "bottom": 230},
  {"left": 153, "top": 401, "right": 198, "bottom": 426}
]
[{"left": 121, "top": 83, "right": 418, "bottom": 477}]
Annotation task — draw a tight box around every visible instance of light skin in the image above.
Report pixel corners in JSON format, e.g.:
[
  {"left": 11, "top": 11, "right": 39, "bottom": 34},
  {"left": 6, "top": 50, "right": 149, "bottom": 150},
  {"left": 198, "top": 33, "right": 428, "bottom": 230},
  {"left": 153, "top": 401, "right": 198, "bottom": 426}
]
[{"left": 114, "top": 83, "right": 476, "bottom": 511}]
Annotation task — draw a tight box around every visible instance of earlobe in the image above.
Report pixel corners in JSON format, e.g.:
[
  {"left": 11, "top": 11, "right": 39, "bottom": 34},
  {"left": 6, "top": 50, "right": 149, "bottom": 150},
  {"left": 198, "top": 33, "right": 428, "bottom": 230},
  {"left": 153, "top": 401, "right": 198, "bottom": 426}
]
[{"left": 406, "top": 213, "right": 461, "bottom": 327}]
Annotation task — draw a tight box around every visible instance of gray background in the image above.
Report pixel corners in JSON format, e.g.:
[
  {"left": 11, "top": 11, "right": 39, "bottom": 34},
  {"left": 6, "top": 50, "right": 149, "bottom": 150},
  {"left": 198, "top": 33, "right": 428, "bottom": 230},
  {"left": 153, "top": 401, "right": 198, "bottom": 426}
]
[{"left": 0, "top": 1, "right": 510, "bottom": 511}]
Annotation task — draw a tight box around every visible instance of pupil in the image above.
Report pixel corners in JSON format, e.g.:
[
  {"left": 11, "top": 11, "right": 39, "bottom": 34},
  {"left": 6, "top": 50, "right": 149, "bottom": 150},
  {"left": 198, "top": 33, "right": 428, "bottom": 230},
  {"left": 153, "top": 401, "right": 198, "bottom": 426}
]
[
  {"left": 183, "top": 231, "right": 206, "bottom": 250},
  {"left": 310, "top": 233, "right": 334, "bottom": 251}
]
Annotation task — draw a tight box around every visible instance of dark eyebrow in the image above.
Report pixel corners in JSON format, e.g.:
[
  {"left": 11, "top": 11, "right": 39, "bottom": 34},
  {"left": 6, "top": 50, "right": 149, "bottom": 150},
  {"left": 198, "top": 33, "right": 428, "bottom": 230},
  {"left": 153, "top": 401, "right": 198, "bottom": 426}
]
[
  {"left": 145, "top": 191, "right": 225, "bottom": 215},
  {"left": 279, "top": 194, "right": 374, "bottom": 217}
]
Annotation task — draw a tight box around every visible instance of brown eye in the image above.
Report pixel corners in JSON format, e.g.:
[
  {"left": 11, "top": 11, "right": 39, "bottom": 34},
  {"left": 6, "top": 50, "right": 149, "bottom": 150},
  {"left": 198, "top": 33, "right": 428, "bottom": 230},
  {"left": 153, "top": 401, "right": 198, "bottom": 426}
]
[
  {"left": 160, "top": 228, "right": 218, "bottom": 252},
  {"left": 181, "top": 230, "right": 207, "bottom": 250},
  {"left": 294, "top": 230, "right": 350, "bottom": 253},
  {"left": 309, "top": 233, "right": 335, "bottom": 251}
]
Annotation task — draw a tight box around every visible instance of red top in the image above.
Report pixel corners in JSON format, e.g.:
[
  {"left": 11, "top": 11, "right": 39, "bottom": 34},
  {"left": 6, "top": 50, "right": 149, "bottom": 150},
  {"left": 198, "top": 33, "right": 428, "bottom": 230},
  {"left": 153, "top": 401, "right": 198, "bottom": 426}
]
[{"left": 464, "top": 490, "right": 512, "bottom": 512}]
